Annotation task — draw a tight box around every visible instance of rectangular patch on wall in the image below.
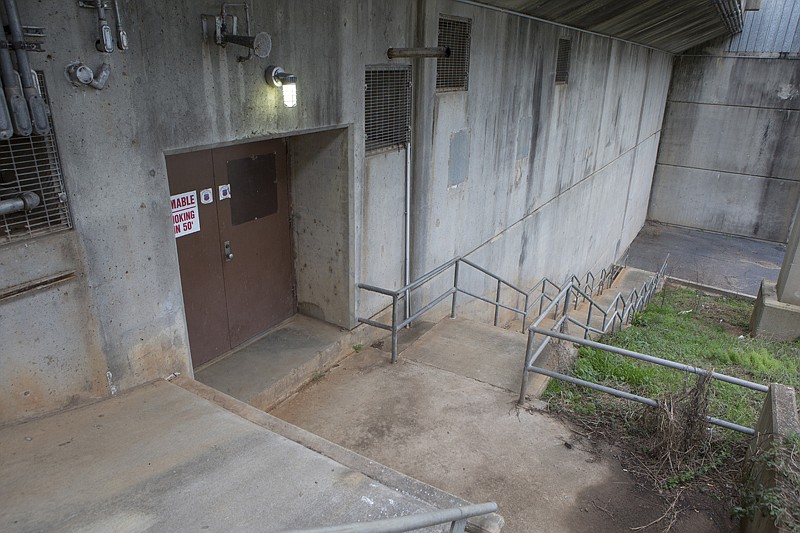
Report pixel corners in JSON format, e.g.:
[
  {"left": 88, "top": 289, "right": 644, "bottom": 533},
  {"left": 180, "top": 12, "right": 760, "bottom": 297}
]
[
  {"left": 516, "top": 115, "right": 533, "bottom": 160},
  {"left": 448, "top": 129, "right": 470, "bottom": 188}
]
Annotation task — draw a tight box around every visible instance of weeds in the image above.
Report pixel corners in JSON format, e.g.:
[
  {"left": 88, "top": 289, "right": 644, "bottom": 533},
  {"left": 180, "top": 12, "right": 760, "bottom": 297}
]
[
  {"left": 736, "top": 432, "right": 800, "bottom": 531},
  {"left": 543, "top": 288, "right": 800, "bottom": 527}
]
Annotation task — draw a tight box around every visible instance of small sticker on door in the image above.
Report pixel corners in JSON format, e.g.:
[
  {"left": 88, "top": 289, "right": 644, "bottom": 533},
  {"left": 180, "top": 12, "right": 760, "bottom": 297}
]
[
  {"left": 200, "top": 188, "right": 213, "bottom": 204},
  {"left": 170, "top": 191, "right": 200, "bottom": 238},
  {"left": 219, "top": 184, "right": 231, "bottom": 200}
]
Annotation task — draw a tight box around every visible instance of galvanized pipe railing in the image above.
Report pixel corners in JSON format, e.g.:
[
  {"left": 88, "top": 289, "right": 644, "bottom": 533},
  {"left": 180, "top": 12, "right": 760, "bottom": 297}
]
[
  {"left": 519, "top": 256, "right": 669, "bottom": 403},
  {"left": 522, "top": 328, "right": 765, "bottom": 435},
  {"left": 358, "top": 255, "right": 630, "bottom": 364},
  {"left": 283, "top": 501, "right": 498, "bottom": 533},
  {"left": 358, "top": 256, "right": 530, "bottom": 363}
]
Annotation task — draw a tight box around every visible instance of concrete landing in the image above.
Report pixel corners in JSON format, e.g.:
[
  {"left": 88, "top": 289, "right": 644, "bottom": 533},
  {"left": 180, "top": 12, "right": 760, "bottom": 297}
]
[
  {"left": 196, "top": 314, "right": 351, "bottom": 411},
  {"left": 0, "top": 379, "right": 490, "bottom": 532},
  {"left": 271, "top": 342, "right": 724, "bottom": 533},
  {"left": 396, "top": 317, "right": 527, "bottom": 393},
  {"left": 626, "top": 221, "right": 785, "bottom": 297}
]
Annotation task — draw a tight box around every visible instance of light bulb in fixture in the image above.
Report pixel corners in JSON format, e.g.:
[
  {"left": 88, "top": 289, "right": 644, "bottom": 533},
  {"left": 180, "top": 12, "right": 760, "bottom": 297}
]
[
  {"left": 282, "top": 82, "right": 297, "bottom": 108},
  {"left": 265, "top": 65, "right": 298, "bottom": 108}
]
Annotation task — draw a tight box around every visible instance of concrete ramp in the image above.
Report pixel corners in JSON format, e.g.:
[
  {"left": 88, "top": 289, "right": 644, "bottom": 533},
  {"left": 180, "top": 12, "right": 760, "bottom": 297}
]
[{"left": 0, "top": 379, "right": 497, "bottom": 532}]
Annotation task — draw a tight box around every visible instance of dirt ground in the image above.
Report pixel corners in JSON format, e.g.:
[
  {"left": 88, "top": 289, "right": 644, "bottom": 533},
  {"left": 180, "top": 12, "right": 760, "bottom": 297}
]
[{"left": 536, "top": 408, "right": 740, "bottom": 533}]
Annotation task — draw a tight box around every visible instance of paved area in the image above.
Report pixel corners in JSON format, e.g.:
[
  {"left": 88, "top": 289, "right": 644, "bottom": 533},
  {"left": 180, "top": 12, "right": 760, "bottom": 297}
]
[
  {"left": 0, "top": 379, "right": 478, "bottom": 532},
  {"left": 272, "top": 327, "right": 727, "bottom": 533},
  {"left": 626, "top": 222, "right": 785, "bottom": 296}
]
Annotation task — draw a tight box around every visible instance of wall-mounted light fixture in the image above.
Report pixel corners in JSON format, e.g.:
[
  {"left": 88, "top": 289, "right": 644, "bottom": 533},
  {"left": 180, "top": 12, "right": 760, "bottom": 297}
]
[{"left": 265, "top": 65, "right": 297, "bottom": 108}]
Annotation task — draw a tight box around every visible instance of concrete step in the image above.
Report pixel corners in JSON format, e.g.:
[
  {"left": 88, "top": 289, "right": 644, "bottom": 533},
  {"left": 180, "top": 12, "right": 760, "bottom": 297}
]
[{"left": 195, "top": 314, "right": 355, "bottom": 411}]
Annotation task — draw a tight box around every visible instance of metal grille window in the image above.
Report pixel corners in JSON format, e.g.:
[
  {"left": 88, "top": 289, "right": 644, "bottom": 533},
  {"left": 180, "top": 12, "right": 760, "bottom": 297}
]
[
  {"left": 0, "top": 72, "right": 70, "bottom": 244},
  {"left": 555, "top": 39, "right": 572, "bottom": 84},
  {"left": 436, "top": 15, "right": 472, "bottom": 92},
  {"left": 365, "top": 65, "right": 412, "bottom": 154}
]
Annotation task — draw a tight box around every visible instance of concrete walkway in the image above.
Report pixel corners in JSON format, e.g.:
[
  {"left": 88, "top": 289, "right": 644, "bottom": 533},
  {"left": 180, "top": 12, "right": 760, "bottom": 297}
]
[
  {"left": 271, "top": 318, "right": 726, "bottom": 533},
  {"left": 0, "top": 379, "right": 495, "bottom": 532},
  {"left": 626, "top": 221, "right": 785, "bottom": 297}
]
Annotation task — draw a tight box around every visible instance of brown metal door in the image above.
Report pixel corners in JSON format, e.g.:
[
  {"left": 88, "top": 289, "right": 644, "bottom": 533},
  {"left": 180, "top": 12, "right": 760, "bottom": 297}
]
[
  {"left": 166, "top": 150, "right": 232, "bottom": 367},
  {"left": 167, "top": 139, "right": 295, "bottom": 368},
  {"left": 212, "top": 139, "right": 295, "bottom": 347}
]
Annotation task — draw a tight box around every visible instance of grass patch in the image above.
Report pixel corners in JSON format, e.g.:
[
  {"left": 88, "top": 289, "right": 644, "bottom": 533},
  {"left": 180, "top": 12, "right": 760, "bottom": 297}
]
[
  {"left": 543, "top": 287, "right": 800, "bottom": 516},
  {"left": 545, "top": 288, "right": 800, "bottom": 430}
]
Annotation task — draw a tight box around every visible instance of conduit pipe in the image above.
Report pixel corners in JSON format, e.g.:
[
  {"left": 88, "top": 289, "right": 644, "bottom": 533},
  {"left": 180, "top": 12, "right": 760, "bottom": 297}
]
[
  {"left": 388, "top": 47, "right": 450, "bottom": 59},
  {"left": 0, "top": 37, "right": 29, "bottom": 136},
  {"left": 0, "top": 72, "right": 13, "bottom": 139},
  {"left": 112, "top": 0, "right": 128, "bottom": 50},
  {"left": 0, "top": 191, "right": 39, "bottom": 216},
  {"left": 4, "top": 0, "right": 49, "bottom": 135}
]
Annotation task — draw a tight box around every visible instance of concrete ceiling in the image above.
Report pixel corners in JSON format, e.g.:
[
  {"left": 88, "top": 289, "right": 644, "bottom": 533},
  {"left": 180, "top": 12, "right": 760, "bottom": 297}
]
[{"left": 472, "top": 0, "right": 743, "bottom": 53}]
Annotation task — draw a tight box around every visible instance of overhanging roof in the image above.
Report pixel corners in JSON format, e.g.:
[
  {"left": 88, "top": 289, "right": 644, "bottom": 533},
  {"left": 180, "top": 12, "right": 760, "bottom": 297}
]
[{"left": 466, "top": 0, "right": 743, "bottom": 53}]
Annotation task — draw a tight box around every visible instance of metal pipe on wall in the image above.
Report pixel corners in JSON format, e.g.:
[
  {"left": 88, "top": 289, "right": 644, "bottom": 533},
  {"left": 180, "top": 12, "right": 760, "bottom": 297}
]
[
  {"left": 0, "top": 40, "right": 29, "bottom": 136},
  {"left": 388, "top": 47, "right": 450, "bottom": 59},
  {"left": 112, "top": 0, "right": 128, "bottom": 50},
  {"left": 93, "top": 0, "right": 114, "bottom": 53},
  {"left": 0, "top": 73, "right": 14, "bottom": 139},
  {"left": 0, "top": 191, "right": 39, "bottom": 216},
  {"left": 404, "top": 142, "right": 412, "bottom": 321},
  {"left": 3, "top": 0, "right": 49, "bottom": 135}
]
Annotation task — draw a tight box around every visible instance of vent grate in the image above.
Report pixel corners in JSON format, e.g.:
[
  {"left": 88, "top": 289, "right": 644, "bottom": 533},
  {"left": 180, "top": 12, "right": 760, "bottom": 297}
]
[
  {"left": 437, "top": 15, "right": 472, "bottom": 92},
  {"left": 0, "top": 72, "right": 71, "bottom": 244},
  {"left": 555, "top": 38, "right": 572, "bottom": 84},
  {"left": 365, "top": 65, "right": 412, "bottom": 154}
]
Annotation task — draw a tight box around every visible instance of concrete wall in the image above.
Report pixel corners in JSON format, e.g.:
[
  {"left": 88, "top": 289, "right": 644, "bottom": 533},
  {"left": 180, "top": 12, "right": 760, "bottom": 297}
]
[
  {"left": 402, "top": 0, "right": 672, "bottom": 317},
  {"left": 649, "top": 52, "right": 800, "bottom": 242},
  {"left": 0, "top": 0, "right": 671, "bottom": 425},
  {"left": 0, "top": 0, "right": 413, "bottom": 425},
  {"left": 289, "top": 128, "right": 353, "bottom": 327}
]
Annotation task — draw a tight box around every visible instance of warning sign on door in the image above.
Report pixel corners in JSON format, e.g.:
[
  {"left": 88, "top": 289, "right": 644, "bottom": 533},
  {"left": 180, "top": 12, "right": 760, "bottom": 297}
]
[{"left": 171, "top": 191, "right": 200, "bottom": 238}]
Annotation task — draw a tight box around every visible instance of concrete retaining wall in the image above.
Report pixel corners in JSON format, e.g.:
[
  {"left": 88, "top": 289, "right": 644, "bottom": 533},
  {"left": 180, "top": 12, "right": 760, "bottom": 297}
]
[
  {"left": 648, "top": 53, "right": 800, "bottom": 243},
  {"left": 742, "top": 384, "right": 800, "bottom": 533},
  {"left": 404, "top": 0, "right": 672, "bottom": 316}
]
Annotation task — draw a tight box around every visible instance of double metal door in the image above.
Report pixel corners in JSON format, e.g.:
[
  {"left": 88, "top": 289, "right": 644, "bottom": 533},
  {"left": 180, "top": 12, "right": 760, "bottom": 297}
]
[{"left": 166, "top": 139, "right": 295, "bottom": 368}]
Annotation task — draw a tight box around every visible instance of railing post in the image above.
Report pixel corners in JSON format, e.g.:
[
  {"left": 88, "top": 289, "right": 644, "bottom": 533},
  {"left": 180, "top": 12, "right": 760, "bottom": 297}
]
[
  {"left": 450, "top": 519, "right": 467, "bottom": 533},
  {"left": 518, "top": 329, "right": 536, "bottom": 404},
  {"left": 561, "top": 288, "right": 571, "bottom": 334},
  {"left": 522, "top": 293, "right": 529, "bottom": 333},
  {"left": 391, "top": 294, "right": 399, "bottom": 363},
  {"left": 493, "top": 279, "right": 502, "bottom": 326},
  {"left": 450, "top": 260, "right": 460, "bottom": 319},
  {"left": 585, "top": 304, "right": 593, "bottom": 339},
  {"left": 539, "top": 280, "right": 546, "bottom": 315}
]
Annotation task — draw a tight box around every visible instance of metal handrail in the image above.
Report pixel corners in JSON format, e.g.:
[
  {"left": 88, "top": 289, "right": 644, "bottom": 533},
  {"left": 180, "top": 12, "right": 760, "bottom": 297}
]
[
  {"left": 519, "top": 255, "right": 669, "bottom": 404},
  {"left": 358, "top": 255, "right": 627, "bottom": 363},
  {"left": 283, "top": 501, "right": 498, "bottom": 533},
  {"left": 523, "top": 328, "right": 765, "bottom": 435},
  {"left": 358, "top": 256, "right": 530, "bottom": 363}
]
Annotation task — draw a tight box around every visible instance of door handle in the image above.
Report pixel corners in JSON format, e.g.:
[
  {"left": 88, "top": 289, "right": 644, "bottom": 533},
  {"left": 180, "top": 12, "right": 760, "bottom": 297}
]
[{"left": 224, "top": 240, "right": 234, "bottom": 261}]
